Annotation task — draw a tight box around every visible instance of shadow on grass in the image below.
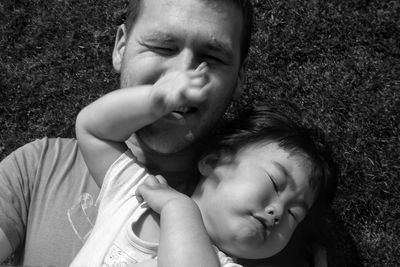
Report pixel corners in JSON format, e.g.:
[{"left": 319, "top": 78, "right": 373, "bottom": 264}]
[{"left": 326, "top": 212, "right": 364, "bottom": 267}]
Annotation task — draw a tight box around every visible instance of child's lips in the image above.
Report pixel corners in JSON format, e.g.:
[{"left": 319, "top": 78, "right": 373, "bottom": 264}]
[{"left": 253, "top": 215, "right": 270, "bottom": 240}]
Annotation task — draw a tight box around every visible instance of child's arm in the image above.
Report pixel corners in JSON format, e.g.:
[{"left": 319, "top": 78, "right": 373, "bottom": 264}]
[
  {"left": 136, "top": 175, "right": 221, "bottom": 267},
  {"left": 75, "top": 64, "right": 209, "bottom": 185}
]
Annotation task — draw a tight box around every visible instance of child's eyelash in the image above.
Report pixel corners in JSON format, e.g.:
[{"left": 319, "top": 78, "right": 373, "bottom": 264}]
[
  {"left": 269, "top": 175, "right": 279, "bottom": 193},
  {"left": 288, "top": 210, "right": 299, "bottom": 222}
]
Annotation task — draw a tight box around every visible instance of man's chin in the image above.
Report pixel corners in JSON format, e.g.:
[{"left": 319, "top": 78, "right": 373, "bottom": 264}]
[
  {"left": 136, "top": 129, "right": 195, "bottom": 155},
  {"left": 141, "top": 140, "right": 185, "bottom": 155}
]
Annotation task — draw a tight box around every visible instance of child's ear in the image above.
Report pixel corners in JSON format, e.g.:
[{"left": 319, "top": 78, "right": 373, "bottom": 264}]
[{"left": 198, "top": 153, "right": 220, "bottom": 176}]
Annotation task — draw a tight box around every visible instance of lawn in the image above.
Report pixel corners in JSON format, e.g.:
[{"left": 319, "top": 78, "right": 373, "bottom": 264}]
[{"left": 1, "top": 0, "right": 399, "bottom": 266}]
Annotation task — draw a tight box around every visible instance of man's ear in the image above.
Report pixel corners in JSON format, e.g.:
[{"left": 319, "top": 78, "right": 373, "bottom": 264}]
[
  {"left": 198, "top": 153, "right": 220, "bottom": 176},
  {"left": 233, "top": 56, "right": 248, "bottom": 100},
  {"left": 112, "top": 24, "right": 128, "bottom": 73}
]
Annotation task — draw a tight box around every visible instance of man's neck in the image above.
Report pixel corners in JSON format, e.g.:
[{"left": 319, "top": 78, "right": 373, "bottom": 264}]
[{"left": 126, "top": 136, "right": 200, "bottom": 193}]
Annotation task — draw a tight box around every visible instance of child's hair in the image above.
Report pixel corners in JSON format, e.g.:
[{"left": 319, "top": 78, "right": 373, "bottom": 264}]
[{"left": 202, "top": 102, "right": 338, "bottom": 219}]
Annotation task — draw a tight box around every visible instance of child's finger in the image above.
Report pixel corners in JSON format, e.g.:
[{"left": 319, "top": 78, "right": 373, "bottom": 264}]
[
  {"left": 135, "top": 183, "right": 154, "bottom": 204},
  {"left": 143, "top": 174, "right": 162, "bottom": 186},
  {"left": 136, "top": 175, "right": 168, "bottom": 199},
  {"left": 183, "top": 83, "right": 212, "bottom": 104},
  {"left": 195, "top": 62, "right": 208, "bottom": 72},
  {"left": 135, "top": 175, "right": 161, "bottom": 201},
  {"left": 154, "top": 174, "right": 168, "bottom": 186},
  {"left": 191, "top": 72, "right": 210, "bottom": 88},
  {"left": 189, "top": 63, "right": 208, "bottom": 78},
  {"left": 135, "top": 194, "right": 144, "bottom": 203},
  {"left": 134, "top": 182, "right": 168, "bottom": 214}
]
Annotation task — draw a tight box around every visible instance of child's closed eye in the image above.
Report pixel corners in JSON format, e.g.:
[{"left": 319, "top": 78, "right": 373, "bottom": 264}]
[
  {"left": 288, "top": 207, "right": 307, "bottom": 223},
  {"left": 288, "top": 209, "right": 299, "bottom": 222},
  {"left": 268, "top": 174, "right": 280, "bottom": 194}
]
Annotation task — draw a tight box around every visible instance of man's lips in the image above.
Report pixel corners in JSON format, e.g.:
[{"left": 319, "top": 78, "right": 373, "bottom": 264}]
[
  {"left": 173, "top": 106, "right": 196, "bottom": 113},
  {"left": 166, "top": 107, "right": 198, "bottom": 120},
  {"left": 173, "top": 106, "right": 198, "bottom": 114}
]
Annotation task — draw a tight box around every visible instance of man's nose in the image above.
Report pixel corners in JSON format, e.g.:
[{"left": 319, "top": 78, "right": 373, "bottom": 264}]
[
  {"left": 173, "top": 49, "right": 198, "bottom": 70},
  {"left": 264, "top": 204, "right": 283, "bottom": 227}
]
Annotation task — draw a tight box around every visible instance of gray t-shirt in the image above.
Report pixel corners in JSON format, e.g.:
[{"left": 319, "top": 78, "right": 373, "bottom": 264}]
[{"left": 0, "top": 137, "right": 99, "bottom": 266}]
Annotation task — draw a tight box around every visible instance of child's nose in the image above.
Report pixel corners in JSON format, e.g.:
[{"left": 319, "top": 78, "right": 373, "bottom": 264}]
[{"left": 265, "top": 204, "right": 283, "bottom": 226}]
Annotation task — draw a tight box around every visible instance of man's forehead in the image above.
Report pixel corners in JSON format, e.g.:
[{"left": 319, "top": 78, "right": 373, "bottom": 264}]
[
  {"left": 198, "top": 0, "right": 240, "bottom": 11},
  {"left": 140, "top": 0, "right": 241, "bottom": 18},
  {"left": 165, "top": 0, "right": 238, "bottom": 8}
]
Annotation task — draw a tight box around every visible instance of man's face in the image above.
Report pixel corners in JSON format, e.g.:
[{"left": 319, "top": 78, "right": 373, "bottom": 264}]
[{"left": 113, "top": 0, "right": 244, "bottom": 154}]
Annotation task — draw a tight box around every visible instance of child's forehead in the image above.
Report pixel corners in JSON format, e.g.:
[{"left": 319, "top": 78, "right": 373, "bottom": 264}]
[
  {"left": 235, "top": 141, "right": 315, "bottom": 182},
  {"left": 236, "top": 140, "right": 309, "bottom": 161}
]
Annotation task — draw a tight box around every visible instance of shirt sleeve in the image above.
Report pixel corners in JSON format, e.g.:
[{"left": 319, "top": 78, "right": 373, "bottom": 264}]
[
  {"left": 95, "top": 149, "right": 147, "bottom": 208},
  {"left": 0, "top": 139, "right": 45, "bottom": 252},
  {"left": 213, "top": 246, "right": 243, "bottom": 267},
  {"left": 71, "top": 150, "right": 151, "bottom": 267}
]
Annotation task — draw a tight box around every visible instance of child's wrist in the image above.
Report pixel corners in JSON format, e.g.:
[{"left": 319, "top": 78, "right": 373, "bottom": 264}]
[
  {"left": 161, "top": 196, "right": 198, "bottom": 215},
  {"left": 149, "top": 88, "right": 169, "bottom": 119}
]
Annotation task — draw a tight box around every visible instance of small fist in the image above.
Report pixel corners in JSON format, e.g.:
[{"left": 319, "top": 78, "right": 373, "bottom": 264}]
[
  {"left": 136, "top": 175, "right": 191, "bottom": 214},
  {"left": 151, "top": 63, "right": 211, "bottom": 116}
]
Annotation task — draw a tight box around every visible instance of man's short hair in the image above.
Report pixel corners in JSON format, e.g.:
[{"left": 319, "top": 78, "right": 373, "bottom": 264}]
[{"left": 124, "top": 0, "right": 254, "bottom": 64}]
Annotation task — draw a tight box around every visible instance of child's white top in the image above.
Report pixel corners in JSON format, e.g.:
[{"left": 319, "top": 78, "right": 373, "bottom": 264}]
[{"left": 70, "top": 151, "right": 242, "bottom": 267}]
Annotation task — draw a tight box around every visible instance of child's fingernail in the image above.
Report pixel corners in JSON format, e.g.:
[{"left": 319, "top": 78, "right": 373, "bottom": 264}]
[
  {"left": 196, "top": 62, "right": 207, "bottom": 72},
  {"left": 135, "top": 195, "right": 144, "bottom": 203}
]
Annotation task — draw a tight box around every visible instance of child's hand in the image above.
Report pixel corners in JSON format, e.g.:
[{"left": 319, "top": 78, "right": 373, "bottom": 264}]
[
  {"left": 151, "top": 62, "right": 210, "bottom": 117},
  {"left": 136, "top": 175, "right": 194, "bottom": 214}
]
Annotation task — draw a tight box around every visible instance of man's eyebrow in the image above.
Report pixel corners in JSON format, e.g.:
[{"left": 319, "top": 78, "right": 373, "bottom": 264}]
[
  {"left": 203, "top": 39, "right": 234, "bottom": 58},
  {"left": 271, "top": 161, "right": 311, "bottom": 211},
  {"left": 141, "top": 32, "right": 176, "bottom": 42}
]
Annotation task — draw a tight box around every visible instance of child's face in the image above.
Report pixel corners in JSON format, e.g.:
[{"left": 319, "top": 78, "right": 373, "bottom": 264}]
[{"left": 193, "top": 142, "right": 316, "bottom": 259}]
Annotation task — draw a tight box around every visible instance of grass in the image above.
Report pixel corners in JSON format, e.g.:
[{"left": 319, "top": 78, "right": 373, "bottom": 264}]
[{"left": 1, "top": 0, "right": 399, "bottom": 266}]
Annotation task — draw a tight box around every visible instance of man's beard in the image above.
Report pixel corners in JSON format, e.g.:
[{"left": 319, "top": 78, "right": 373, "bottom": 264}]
[{"left": 135, "top": 122, "right": 195, "bottom": 154}]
